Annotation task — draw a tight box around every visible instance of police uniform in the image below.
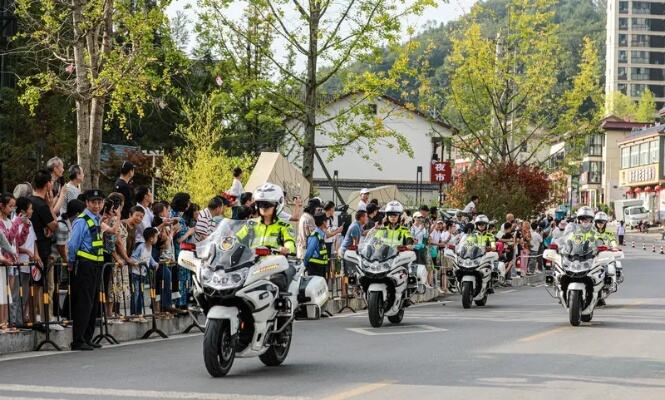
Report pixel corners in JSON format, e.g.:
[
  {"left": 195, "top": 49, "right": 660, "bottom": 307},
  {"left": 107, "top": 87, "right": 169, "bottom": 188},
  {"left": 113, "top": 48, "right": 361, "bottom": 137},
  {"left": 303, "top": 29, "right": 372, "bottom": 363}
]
[
  {"left": 67, "top": 190, "right": 105, "bottom": 349},
  {"left": 236, "top": 218, "right": 296, "bottom": 254},
  {"left": 374, "top": 225, "right": 413, "bottom": 247},
  {"left": 595, "top": 230, "right": 617, "bottom": 247},
  {"left": 304, "top": 229, "right": 328, "bottom": 278},
  {"left": 465, "top": 231, "right": 497, "bottom": 249}
]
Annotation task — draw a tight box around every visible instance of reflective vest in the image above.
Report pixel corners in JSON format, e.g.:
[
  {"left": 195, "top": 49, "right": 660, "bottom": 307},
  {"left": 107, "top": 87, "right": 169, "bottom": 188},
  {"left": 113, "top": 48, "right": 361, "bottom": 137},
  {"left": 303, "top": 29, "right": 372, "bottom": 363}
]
[
  {"left": 236, "top": 218, "right": 296, "bottom": 254},
  {"left": 76, "top": 213, "right": 104, "bottom": 263},
  {"left": 595, "top": 230, "right": 617, "bottom": 247},
  {"left": 466, "top": 232, "right": 496, "bottom": 249},
  {"left": 375, "top": 225, "right": 413, "bottom": 247},
  {"left": 308, "top": 231, "right": 328, "bottom": 267}
]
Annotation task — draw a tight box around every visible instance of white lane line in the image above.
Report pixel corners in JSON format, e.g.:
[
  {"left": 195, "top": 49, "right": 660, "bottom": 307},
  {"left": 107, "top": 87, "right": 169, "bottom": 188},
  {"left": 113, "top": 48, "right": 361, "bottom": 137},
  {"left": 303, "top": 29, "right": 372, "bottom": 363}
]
[
  {"left": 0, "top": 384, "right": 308, "bottom": 400},
  {"left": 346, "top": 325, "right": 447, "bottom": 336},
  {"left": 499, "top": 289, "right": 517, "bottom": 294}
]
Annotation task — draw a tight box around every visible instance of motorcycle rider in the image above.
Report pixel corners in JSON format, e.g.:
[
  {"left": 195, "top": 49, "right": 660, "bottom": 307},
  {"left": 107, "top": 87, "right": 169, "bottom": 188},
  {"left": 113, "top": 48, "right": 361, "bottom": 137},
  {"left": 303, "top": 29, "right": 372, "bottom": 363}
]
[
  {"left": 463, "top": 215, "right": 498, "bottom": 293},
  {"left": 236, "top": 183, "right": 296, "bottom": 256},
  {"left": 593, "top": 211, "right": 621, "bottom": 305},
  {"left": 374, "top": 201, "right": 414, "bottom": 247},
  {"left": 568, "top": 206, "right": 596, "bottom": 242}
]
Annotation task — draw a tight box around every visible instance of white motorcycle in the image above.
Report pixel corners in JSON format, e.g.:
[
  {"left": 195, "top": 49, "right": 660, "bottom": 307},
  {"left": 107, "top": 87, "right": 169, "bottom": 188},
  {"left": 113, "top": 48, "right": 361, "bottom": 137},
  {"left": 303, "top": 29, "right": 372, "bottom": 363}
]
[
  {"left": 343, "top": 231, "right": 427, "bottom": 327},
  {"left": 444, "top": 242, "right": 498, "bottom": 308},
  {"left": 543, "top": 235, "right": 622, "bottom": 326},
  {"left": 178, "top": 219, "right": 328, "bottom": 377}
]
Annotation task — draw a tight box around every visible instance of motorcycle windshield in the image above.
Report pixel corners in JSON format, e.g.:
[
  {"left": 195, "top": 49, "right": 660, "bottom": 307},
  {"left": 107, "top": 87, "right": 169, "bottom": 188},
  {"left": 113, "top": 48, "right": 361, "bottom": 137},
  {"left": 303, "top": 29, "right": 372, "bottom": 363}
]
[
  {"left": 558, "top": 234, "right": 595, "bottom": 262},
  {"left": 199, "top": 219, "right": 256, "bottom": 271},
  {"left": 358, "top": 229, "right": 399, "bottom": 262},
  {"left": 455, "top": 237, "right": 486, "bottom": 259}
]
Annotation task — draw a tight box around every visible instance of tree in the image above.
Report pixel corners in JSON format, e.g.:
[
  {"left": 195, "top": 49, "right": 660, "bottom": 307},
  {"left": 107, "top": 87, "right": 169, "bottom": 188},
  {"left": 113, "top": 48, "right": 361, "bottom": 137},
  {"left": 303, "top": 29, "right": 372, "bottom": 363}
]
[
  {"left": 446, "top": 162, "right": 550, "bottom": 220},
  {"left": 636, "top": 89, "right": 657, "bottom": 123},
  {"left": 201, "top": 0, "right": 438, "bottom": 188},
  {"left": 161, "top": 95, "right": 255, "bottom": 206},
  {"left": 443, "top": 0, "right": 604, "bottom": 169},
  {"left": 14, "top": 0, "right": 179, "bottom": 187}
]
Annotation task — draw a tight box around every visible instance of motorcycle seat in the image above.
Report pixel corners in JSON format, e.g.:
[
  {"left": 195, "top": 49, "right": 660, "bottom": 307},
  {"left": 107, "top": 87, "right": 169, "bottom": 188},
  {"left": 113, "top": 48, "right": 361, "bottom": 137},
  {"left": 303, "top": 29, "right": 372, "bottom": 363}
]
[{"left": 271, "top": 264, "right": 297, "bottom": 292}]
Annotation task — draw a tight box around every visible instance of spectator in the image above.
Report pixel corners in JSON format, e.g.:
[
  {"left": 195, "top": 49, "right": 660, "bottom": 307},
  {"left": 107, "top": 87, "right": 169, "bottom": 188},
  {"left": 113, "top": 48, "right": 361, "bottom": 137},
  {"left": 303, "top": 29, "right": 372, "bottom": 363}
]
[
  {"left": 339, "top": 210, "right": 367, "bottom": 256},
  {"left": 232, "top": 191, "right": 253, "bottom": 219},
  {"left": 134, "top": 186, "right": 154, "bottom": 244},
  {"left": 364, "top": 203, "right": 379, "bottom": 231},
  {"left": 463, "top": 195, "right": 479, "bottom": 217},
  {"left": 228, "top": 167, "right": 244, "bottom": 205},
  {"left": 278, "top": 193, "right": 302, "bottom": 222},
  {"left": 130, "top": 227, "right": 159, "bottom": 321},
  {"left": 195, "top": 196, "right": 228, "bottom": 242},
  {"left": 430, "top": 220, "right": 450, "bottom": 292},
  {"left": 357, "top": 188, "right": 369, "bottom": 211},
  {"left": 550, "top": 220, "right": 567, "bottom": 243},
  {"left": 47, "top": 157, "right": 67, "bottom": 214},
  {"left": 171, "top": 193, "right": 194, "bottom": 310},
  {"left": 60, "top": 165, "right": 84, "bottom": 217},
  {"left": 323, "top": 202, "right": 343, "bottom": 265},
  {"left": 101, "top": 193, "right": 124, "bottom": 319},
  {"left": 122, "top": 206, "right": 144, "bottom": 254},
  {"left": 30, "top": 169, "right": 58, "bottom": 319},
  {"left": 68, "top": 189, "right": 105, "bottom": 350},
  {"left": 496, "top": 213, "right": 516, "bottom": 239},
  {"left": 529, "top": 222, "right": 543, "bottom": 274},
  {"left": 115, "top": 161, "right": 135, "bottom": 219},
  {"left": 617, "top": 221, "right": 625, "bottom": 246},
  {"left": 304, "top": 212, "right": 328, "bottom": 278},
  {"left": 411, "top": 212, "right": 430, "bottom": 284},
  {"left": 13, "top": 182, "right": 33, "bottom": 199},
  {"left": 14, "top": 197, "right": 35, "bottom": 326},
  {"left": 52, "top": 199, "right": 85, "bottom": 322},
  {"left": 151, "top": 202, "right": 176, "bottom": 313},
  {"left": 297, "top": 198, "right": 321, "bottom": 259},
  {"left": 0, "top": 193, "right": 20, "bottom": 329}
]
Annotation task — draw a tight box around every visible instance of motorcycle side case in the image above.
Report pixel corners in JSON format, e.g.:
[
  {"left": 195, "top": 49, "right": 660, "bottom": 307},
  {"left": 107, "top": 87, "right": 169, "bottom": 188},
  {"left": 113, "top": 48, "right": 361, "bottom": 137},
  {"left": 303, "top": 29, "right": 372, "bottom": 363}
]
[{"left": 297, "top": 276, "right": 329, "bottom": 319}]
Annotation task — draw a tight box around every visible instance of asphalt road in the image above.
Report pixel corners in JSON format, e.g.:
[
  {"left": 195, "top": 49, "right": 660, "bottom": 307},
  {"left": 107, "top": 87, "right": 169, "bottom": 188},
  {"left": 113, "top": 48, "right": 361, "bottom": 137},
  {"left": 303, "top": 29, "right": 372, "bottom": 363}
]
[{"left": 1, "top": 242, "right": 664, "bottom": 400}]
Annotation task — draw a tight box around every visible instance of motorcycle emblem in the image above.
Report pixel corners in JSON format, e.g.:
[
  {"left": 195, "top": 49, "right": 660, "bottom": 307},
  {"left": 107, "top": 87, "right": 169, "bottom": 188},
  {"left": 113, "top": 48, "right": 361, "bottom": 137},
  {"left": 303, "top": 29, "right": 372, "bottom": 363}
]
[{"left": 220, "top": 237, "right": 235, "bottom": 251}]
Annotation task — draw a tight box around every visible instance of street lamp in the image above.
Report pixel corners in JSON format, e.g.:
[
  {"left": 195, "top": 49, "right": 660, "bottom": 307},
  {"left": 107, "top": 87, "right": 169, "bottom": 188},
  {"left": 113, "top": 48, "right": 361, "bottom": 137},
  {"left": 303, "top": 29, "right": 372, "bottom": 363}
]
[{"left": 141, "top": 149, "right": 164, "bottom": 195}]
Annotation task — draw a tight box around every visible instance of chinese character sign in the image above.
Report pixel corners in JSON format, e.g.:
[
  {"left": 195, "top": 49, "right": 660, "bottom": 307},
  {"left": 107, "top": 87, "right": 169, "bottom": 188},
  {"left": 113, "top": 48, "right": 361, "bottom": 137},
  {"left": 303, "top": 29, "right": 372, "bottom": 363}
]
[{"left": 431, "top": 161, "right": 451, "bottom": 183}]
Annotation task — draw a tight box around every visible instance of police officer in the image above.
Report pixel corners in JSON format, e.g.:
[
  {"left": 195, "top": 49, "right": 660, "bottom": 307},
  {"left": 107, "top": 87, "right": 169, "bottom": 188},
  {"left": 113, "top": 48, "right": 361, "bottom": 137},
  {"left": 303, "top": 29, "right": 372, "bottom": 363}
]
[
  {"left": 593, "top": 212, "right": 617, "bottom": 247},
  {"left": 304, "top": 211, "right": 328, "bottom": 278},
  {"left": 236, "top": 183, "right": 295, "bottom": 255},
  {"left": 374, "top": 201, "right": 413, "bottom": 247},
  {"left": 67, "top": 189, "right": 105, "bottom": 351},
  {"left": 464, "top": 215, "right": 497, "bottom": 249}
]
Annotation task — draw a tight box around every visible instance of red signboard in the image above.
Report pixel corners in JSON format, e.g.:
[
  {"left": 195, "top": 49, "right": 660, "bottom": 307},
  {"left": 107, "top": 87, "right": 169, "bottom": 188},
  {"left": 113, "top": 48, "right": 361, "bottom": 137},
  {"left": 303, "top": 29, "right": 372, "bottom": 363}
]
[{"left": 431, "top": 161, "right": 451, "bottom": 183}]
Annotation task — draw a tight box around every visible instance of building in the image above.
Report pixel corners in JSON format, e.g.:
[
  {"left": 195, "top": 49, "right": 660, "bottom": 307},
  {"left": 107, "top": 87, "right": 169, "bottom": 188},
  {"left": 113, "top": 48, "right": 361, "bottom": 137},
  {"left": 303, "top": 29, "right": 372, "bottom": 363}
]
[
  {"left": 618, "top": 123, "right": 665, "bottom": 220},
  {"left": 286, "top": 94, "right": 454, "bottom": 205},
  {"left": 605, "top": 0, "right": 665, "bottom": 110}
]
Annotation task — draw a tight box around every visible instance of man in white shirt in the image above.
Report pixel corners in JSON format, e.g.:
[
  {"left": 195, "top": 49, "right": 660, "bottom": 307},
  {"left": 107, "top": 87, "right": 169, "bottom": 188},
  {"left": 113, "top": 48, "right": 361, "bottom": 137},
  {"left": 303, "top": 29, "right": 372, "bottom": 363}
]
[
  {"left": 134, "top": 186, "right": 154, "bottom": 244},
  {"left": 195, "top": 196, "right": 228, "bottom": 242},
  {"left": 529, "top": 222, "right": 543, "bottom": 273},
  {"left": 229, "top": 168, "right": 244, "bottom": 205},
  {"left": 357, "top": 188, "right": 369, "bottom": 211},
  {"left": 462, "top": 195, "right": 479, "bottom": 216}
]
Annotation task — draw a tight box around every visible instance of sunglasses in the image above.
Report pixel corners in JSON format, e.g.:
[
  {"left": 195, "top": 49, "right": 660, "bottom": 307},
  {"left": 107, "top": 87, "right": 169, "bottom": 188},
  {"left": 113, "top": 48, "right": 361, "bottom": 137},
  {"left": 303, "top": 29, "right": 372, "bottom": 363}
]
[{"left": 256, "top": 202, "right": 276, "bottom": 209}]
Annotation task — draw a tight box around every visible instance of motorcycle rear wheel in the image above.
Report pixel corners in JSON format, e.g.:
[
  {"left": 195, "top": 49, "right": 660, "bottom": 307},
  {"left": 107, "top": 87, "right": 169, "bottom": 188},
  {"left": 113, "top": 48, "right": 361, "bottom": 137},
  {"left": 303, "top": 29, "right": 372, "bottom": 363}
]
[
  {"left": 568, "top": 290, "right": 582, "bottom": 326},
  {"left": 260, "top": 322, "right": 292, "bottom": 367},
  {"left": 368, "top": 291, "right": 385, "bottom": 327},
  {"left": 461, "top": 281, "right": 473, "bottom": 309},
  {"left": 203, "top": 319, "right": 236, "bottom": 377}
]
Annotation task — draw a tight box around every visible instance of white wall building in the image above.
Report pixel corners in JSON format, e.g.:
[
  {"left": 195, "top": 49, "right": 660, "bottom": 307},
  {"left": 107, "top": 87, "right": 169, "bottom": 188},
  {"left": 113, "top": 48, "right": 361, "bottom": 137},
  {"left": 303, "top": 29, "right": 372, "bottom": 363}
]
[{"left": 287, "top": 94, "right": 454, "bottom": 206}]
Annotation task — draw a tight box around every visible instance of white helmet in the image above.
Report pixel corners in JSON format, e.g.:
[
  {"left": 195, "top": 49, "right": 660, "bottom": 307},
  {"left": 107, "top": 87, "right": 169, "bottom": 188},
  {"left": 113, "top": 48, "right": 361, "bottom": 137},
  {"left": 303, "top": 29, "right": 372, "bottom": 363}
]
[
  {"left": 384, "top": 201, "right": 404, "bottom": 215},
  {"left": 254, "top": 183, "right": 284, "bottom": 216},
  {"left": 474, "top": 214, "right": 489, "bottom": 225},
  {"left": 576, "top": 206, "right": 595, "bottom": 221},
  {"left": 594, "top": 212, "right": 609, "bottom": 224}
]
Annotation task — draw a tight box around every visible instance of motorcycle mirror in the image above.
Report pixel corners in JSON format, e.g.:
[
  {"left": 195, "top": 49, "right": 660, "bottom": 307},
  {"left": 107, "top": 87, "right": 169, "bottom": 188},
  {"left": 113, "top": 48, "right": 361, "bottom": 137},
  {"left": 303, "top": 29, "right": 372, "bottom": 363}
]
[
  {"left": 548, "top": 243, "right": 559, "bottom": 250},
  {"left": 347, "top": 244, "right": 358, "bottom": 251},
  {"left": 447, "top": 243, "right": 456, "bottom": 250},
  {"left": 397, "top": 245, "right": 408, "bottom": 252},
  {"left": 255, "top": 247, "right": 271, "bottom": 257},
  {"left": 180, "top": 243, "right": 196, "bottom": 251},
  {"left": 597, "top": 245, "right": 608, "bottom": 252}
]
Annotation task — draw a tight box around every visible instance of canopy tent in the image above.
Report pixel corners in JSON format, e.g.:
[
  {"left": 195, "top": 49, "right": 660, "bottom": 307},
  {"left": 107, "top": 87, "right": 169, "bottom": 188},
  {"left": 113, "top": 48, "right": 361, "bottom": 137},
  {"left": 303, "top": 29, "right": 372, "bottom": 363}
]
[
  {"left": 245, "top": 152, "right": 310, "bottom": 214},
  {"left": 346, "top": 185, "right": 407, "bottom": 211}
]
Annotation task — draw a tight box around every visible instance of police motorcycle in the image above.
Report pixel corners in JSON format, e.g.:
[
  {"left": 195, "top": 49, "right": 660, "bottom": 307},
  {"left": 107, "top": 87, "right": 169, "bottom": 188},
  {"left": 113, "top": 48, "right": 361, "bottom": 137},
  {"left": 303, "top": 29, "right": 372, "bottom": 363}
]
[
  {"left": 543, "top": 207, "right": 625, "bottom": 326},
  {"left": 343, "top": 230, "right": 427, "bottom": 328},
  {"left": 593, "top": 212, "right": 624, "bottom": 303},
  {"left": 443, "top": 215, "right": 499, "bottom": 308},
  {"left": 178, "top": 219, "right": 328, "bottom": 377}
]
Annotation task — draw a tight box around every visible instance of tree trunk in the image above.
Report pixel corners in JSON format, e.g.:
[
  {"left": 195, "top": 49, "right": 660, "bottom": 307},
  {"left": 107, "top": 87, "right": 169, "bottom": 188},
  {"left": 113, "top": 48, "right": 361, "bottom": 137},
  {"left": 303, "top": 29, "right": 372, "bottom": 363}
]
[
  {"left": 89, "top": 96, "right": 105, "bottom": 188},
  {"left": 301, "top": 7, "right": 320, "bottom": 192},
  {"left": 72, "top": 0, "right": 93, "bottom": 188}
]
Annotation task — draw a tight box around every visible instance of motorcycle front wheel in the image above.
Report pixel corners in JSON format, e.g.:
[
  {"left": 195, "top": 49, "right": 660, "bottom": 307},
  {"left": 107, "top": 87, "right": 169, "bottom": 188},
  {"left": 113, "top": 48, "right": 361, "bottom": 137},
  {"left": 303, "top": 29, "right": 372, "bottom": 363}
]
[
  {"left": 260, "top": 322, "right": 293, "bottom": 367},
  {"left": 461, "top": 281, "right": 473, "bottom": 309},
  {"left": 475, "top": 294, "right": 488, "bottom": 307},
  {"left": 203, "top": 319, "right": 236, "bottom": 377},
  {"left": 568, "top": 290, "right": 582, "bottom": 326},
  {"left": 368, "top": 291, "right": 385, "bottom": 327},
  {"left": 388, "top": 308, "right": 404, "bottom": 324}
]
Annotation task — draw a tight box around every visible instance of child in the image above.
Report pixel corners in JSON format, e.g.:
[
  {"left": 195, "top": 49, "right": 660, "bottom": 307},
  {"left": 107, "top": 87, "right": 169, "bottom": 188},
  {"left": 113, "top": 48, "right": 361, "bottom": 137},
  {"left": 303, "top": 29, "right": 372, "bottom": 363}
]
[
  {"left": 130, "top": 227, "right": 159, "bottom": 322},
  {"left": 14, "top": 197, "right": 37, "bottom": 326},
  {"left": 303, "top": 212, "right": 328, "bottom": 278}
]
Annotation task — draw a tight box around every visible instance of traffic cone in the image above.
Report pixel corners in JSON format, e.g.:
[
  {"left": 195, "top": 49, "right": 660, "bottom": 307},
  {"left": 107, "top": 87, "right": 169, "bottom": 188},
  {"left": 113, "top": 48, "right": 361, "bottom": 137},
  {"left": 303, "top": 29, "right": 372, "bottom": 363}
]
[
  {"left": 631, "top": 241, "right": 635, "bottom": 248},
  {"left": 652, "top": 244, "right": 656, "bottom": 253},
  {"left": 660, "top": 246, "right": 664, "bottom": 255},
  {"left": 643, "top": 243, "right": 646, "bottom": 250}
]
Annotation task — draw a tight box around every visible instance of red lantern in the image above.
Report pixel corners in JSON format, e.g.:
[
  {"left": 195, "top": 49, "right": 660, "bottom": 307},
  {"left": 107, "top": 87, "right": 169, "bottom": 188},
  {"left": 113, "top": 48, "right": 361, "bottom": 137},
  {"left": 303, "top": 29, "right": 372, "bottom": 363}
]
[
  {"left": 656, "top": 185, "right": 663, "bottom": 192},
  {"left": 645, "top": 186, "right": 653, "bottom": 193},
  {"left": 634, "top": 187, "right": 642, "bottom": 194}
]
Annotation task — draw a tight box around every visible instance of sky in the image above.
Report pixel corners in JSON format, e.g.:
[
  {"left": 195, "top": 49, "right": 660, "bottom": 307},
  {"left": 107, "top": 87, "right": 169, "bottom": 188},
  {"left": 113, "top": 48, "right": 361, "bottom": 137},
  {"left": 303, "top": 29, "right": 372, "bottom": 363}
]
[{"left": 166, "top": 0, "right": 479, "bottom": 53}]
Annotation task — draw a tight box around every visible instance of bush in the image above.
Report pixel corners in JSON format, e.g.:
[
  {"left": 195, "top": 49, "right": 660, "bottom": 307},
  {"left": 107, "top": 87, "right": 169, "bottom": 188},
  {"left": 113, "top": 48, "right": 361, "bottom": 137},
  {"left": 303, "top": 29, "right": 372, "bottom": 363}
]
[{"left": 446, "top": 162, "right": 550, "bottom": 221}]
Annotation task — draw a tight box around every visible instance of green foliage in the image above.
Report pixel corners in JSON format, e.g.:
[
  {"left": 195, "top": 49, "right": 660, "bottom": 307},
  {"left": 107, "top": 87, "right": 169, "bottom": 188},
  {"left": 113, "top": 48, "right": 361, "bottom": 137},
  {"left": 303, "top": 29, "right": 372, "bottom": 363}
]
[
  {"left": 161, "top": 95, "right": 255, "bottom": 206},
  {"left": 636, "top": 89, "right": 657, "bottom": 123},
  {"left": 607, "top": 89, "right": 656, "bottom": 123},
  {"left": 446, "top": 162, "right": 550, "bottom": 220}
]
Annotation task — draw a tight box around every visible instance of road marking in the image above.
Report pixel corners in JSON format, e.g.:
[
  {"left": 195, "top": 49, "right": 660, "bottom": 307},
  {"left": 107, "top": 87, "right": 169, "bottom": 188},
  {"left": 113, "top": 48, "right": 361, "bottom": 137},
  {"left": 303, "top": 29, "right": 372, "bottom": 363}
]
[
  {"left": 321, "top": 381, "right": 395, "bottom": 400},
  {"left": 499, "top": 289, "right": 517, "bottom": 294},
  {"left": 346, "top": 324, "right": 447, "bottom": 336},
  {"left": 0, "top": 384, "right": 307, "bottom": 400},
  {"left": 518, "top": 326, "right": 569, "bottom": 342}
]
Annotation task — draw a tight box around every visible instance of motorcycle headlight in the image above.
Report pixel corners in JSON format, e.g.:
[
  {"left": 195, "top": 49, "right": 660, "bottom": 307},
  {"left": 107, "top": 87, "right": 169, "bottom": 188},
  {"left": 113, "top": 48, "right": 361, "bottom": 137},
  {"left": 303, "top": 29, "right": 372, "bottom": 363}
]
[
  {"left": 199, "top": 266, "right": 248, "bottom": 290},
  {"left": 463, "top": 259, "right": 480, "bottom": 268},
  {"left": 362, "top": 261, "right": 391, "bottom": 273},
  {"left": 563, "top": 259, "right": 591, "bottom": 273}
]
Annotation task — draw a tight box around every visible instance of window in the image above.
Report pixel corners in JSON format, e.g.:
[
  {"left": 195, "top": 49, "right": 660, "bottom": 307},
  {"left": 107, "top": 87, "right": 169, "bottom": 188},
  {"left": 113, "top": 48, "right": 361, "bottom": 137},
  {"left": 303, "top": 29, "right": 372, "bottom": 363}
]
[
  {"left": 632, "top": 67, "right": 649, "bottom": 80},
  {"left": 619, "top": 83, "right": 628, "bottom": 95},
  {"left": 632, "top": 17, "right": 649, "bottom": 30},
  {"left": 587, "top": 134, "right": 603, "bottom": 156},
  {"left": 589, "top": 162, "right": 602, "bottom": 184},
  {"left": 618, "top": 67, "right": 627, "bottom": 80},
  {"left": 619, "top": 1, "right": 629, "bottom": 14},
  {"left": 650, "top": 140, "right": 659, "bottom": 163},
  {"left": 632, "top": 1, "right": 650, "bottom": 14},
  {"left": 632, "top": 50, "right": 649, "bottom": 64},
  {"left": 631, "top": 34, "right": 648, "bottom": 47},
  {"left": 631, "top": 84, "right": 646, "bottom": 97},
  {"left": 640, "top": 142, "right": 649, "bottom": 165},
  {"left": 619, "top": 50, "right": 628, "bottom": 64},
  {"left": 621, "top": 147, "right": 630, "bottom": 169},
  {"left": 619, "top": 34, "right": 628, "bottom": 47},
  {"left": 620, "top": 18, "right": 629, "bottom": 30},
  {"left": 630, "top": 145, "right": 639, "bottom": 167}
]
